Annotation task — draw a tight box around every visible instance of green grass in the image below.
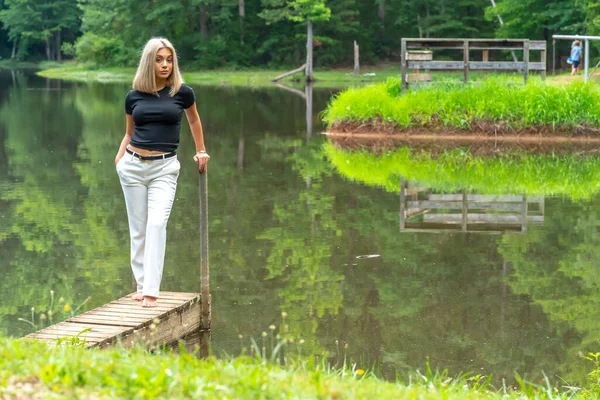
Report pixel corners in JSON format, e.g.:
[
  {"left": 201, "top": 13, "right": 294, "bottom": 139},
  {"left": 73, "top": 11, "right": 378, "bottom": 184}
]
[
  {"left": 324, "top": 143, "right": 600, "bottom": 200},
  {"left": 35, "top": 63, "right": 403, "bottom": 87},
  {"left": 323, "top": 77, "right": 600, "bottom": 131},
  {"left": 0, "top": 337, "right": 594, "bottom": 399}
]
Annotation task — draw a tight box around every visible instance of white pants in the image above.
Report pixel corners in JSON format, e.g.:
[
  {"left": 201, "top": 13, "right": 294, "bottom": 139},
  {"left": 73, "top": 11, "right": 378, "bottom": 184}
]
[{"left": 116, "top": 152, "right": 180, "bottom": 298}]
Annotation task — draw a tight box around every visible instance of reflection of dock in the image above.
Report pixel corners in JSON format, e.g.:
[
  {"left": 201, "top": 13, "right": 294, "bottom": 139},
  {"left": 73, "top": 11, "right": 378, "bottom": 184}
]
[
  {"left": 400, "top": 180, "right": 544, "bottom": 234},
  {"left": 26, "top": 292, "right": 201, "bottom": 348}
]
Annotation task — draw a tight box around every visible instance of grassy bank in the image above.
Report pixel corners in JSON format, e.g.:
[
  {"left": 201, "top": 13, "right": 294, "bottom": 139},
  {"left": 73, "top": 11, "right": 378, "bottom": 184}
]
[
  {"left": 324, "top": 78, "right": 600, "bottom": 134},
  {"left": 35, "top": 63, "right": 403, "bottom": 87},
  {"left": 324, "top": 143, "right": 600, "bottom": 200},
  {"left": 0, "top": 337, "right": 594, "bottom": 399}
]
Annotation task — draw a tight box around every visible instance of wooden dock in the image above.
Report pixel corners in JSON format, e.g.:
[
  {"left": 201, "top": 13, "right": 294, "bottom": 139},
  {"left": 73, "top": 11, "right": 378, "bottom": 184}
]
[{"left": 26, "top": 292, "right": 201, "bottom": 349}]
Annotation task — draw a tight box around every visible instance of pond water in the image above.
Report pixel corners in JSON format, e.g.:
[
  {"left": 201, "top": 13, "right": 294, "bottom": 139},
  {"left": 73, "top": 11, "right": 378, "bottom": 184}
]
[{"left": 1, "top": 69, "right": 598, "bottom": 385}]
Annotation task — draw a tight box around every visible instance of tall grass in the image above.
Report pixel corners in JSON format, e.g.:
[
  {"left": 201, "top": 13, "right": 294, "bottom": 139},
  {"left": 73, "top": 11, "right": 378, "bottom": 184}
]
[
  {"left": 0, "top": 337, "right": 592, "bottom": 399},
  {"left": 324, "top": 143, "right": 600, "bottom": 200},
  {"left": 323, "top": 77, "right": 600, "bottom": 131}
]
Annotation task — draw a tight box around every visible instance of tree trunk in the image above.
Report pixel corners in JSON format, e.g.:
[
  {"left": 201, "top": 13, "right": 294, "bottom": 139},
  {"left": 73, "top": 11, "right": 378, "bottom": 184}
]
[
  {"left": 305, "top": 19, "right": 313, "bottom": 82},
  {"left": 45, "top": 36, "right": 52, "bottom": 61},
  {"left": 239, "top": 0, "right": 245, "bottom": 45},
  {"left": 425, "top": 2, "right": 430, "bottom": 38},
  {"left": 417, "top": 14, "right": 423, "bottom": 38},
  {"left": 200, "top": 4, "right": 208, "bottom": 39},
  {"left": 377, "top": 0, "right": 385, "bottom": 25},
  {"left": 11, "top": 38, "right": 17, "bottom": 59},
  {"left": 56, "top": 30, "right": 62, "bottom": 62}
]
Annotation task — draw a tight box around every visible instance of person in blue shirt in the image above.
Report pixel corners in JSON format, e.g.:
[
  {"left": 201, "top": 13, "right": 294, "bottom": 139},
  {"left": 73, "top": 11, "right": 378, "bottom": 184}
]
[{"left": 571, "top": 40, "right": 582, "bottom": 76}]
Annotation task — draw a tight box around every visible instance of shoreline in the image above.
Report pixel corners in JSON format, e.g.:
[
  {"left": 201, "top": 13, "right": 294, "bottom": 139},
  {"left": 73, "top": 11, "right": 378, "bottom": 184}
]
[{"left": 33, "top": 64, "right": 402, "bottom": 88}]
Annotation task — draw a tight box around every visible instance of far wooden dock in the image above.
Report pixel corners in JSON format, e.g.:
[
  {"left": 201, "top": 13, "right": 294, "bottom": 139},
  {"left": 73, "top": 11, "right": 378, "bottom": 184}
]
[{"left": 26, "top": 292, "right": 202, "bottom": 349}]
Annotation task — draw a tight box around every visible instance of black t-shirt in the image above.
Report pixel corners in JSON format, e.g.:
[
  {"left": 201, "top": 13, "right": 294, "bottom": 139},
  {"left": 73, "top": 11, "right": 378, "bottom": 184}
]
[{"left": 125, "top": 84, "right": 196, "bottom": 152}]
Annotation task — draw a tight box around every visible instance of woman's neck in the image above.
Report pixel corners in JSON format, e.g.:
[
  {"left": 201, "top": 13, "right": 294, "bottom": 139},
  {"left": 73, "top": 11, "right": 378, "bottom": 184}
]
[{"left": 155, "top": 78, "right": 168, "bottom": 91}]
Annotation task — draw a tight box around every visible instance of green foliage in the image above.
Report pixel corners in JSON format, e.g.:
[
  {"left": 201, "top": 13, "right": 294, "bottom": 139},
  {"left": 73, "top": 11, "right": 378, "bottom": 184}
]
[
  {"left": 73, "top": 33, "right": 135, "bottom": 67},
  {"left": 324, "top": 143, "right": 600, "bottom": 200},
  {"left": 324, "top": 77, "right": 600, "bottom": 130}
]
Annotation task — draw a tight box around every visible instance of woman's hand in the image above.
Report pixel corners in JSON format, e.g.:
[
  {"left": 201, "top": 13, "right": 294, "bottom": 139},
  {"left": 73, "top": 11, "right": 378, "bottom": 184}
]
[
  {"left": 194, "top": 151, "right": 210, "bottom": 173},
  {"left": 115, "top": 156, "right": 121, "bottom": 166}
]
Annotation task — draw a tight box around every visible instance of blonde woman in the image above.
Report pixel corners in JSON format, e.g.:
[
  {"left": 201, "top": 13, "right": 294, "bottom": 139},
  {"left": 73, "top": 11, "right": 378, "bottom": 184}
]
[{"left": 114, "top": 37, "right": 209, "bottom": 307}]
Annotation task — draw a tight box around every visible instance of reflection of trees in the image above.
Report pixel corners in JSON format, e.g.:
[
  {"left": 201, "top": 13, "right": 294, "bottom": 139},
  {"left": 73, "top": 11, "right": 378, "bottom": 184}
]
[{"left": 499, "top": 197, "right": 600, "bottom": 381}]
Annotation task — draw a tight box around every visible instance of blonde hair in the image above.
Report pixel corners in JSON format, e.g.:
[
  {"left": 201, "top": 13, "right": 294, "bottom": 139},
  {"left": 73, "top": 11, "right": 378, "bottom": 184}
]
[{"left": 133, "top": 37, "right": 183, "bottom": 97}]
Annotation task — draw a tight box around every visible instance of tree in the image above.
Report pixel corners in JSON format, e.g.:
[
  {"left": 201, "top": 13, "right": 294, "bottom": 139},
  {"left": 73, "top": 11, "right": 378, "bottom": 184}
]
[
  {"left": 260, "top": 0, "right": 331, "bottom": 81},
  {"left": 0, "top": 0, "right": 79, "bottom": 61}
]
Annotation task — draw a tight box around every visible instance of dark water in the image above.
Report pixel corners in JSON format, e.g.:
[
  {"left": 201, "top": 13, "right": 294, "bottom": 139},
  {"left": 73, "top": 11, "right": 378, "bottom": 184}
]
[{"left": 0, "top": 69, "right": 598, "bottom": 385}]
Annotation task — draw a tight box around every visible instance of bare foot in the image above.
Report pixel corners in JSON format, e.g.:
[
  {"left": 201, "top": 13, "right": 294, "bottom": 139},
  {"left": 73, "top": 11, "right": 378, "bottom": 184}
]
[
  {"left": 131, "top": 293, "right": 144, "bottom": 301},
  {"left": 142, "top": 296, "right": 158, "bottom": 308}
]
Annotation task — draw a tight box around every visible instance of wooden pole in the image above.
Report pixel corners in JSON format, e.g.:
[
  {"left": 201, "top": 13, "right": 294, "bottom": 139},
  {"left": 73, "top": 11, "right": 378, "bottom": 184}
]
[
  {"left": 463, "top": 40, "right": 469, "bottom": 83},
  {"left": 399, "top": 178, "right": 406, "bottom": 230},
  {"left": 541, "top": 48, "right": 546, "bottom": 81},
  {"left": 552, "top": 39, "right": 556, "bottom": 76},
  {"left": 354, "top": 41, "right": 360, "bottom": 75},
  {"left": 306, "top": 19, "right": 313, "bottom": 82},
  {"left": 482, "top": 50, "right": 489, "bottom": 79},
  {"left": 199, "top": 170, "right": 211, "bottom": 356},
  {"left": 523, "top": 40, "right": 529, "bottom": 84},
  {"left": 401, "top": 39, "right": 407, "bottom": 93}
]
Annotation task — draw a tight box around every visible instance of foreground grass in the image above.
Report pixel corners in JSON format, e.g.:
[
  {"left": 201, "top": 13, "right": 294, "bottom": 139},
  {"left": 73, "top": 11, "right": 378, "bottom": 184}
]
[
  {"left": 324, "top": 143, "right": 600, "bottom": 200},
  {"left": 324, "top": 77, "right": 600, "bottom": 132},
  {"left": 0, "top": 337, "right": 593, "bottom": 399}
]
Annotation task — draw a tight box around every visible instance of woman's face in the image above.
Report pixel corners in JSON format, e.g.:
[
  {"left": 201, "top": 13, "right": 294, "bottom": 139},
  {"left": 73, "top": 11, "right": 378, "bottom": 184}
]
[{"left": 155, "top": 48, "right": 173, "bottom": 82}]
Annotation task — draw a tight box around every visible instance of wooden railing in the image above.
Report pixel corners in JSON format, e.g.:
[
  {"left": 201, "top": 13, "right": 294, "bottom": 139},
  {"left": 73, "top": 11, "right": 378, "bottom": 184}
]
[{"left": 400, "top": 38, "right": 547, "bottom": 92}]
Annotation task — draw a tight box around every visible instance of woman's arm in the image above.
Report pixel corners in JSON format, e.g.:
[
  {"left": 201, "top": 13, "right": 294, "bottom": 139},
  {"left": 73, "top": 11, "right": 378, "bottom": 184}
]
[
  {"left": 115, "top": 114, "right": 134, "bottom": 165},
  {"left": 185, "top": 103, "right": 210, "bottom": 173}
]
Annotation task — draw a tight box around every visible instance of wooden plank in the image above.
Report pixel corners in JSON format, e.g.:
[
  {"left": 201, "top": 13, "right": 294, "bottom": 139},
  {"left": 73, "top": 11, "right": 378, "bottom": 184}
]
[
  {"left": 83, "top": 311, "right": 159, "bottom": 320},
  {"left": 428, "top": 194, "right": 527, "bottom": 202},
  {"left": 406, "top": 201, "right": 524, "bottom": 211},
  {"left": 35, "top": 323, "right": 130, "bottom": 334},
  {"left": 29, "top": 331, "right": 110, "bottom": 341},
  {"left": 404, "top": 222, "right": 524, "bottom": 232},
  {"left": 66, "top": 316, "right": 144, "bottom": 328},
  {"left": 530, "top": 41, "right": 546, "bottom": 50},
  {"left": 469, "top": 61, "right": 545, "bottom": 70},
  {"left": 29, "top": 292, "right": 202, "bottom": 350},
  {"left": 407, "top": 73, "right": 431, "bottom": 82},
  {"left": 114, "top": 300, "right": 201, "bottom": 349},
  {"left": 29, "top": 332, "right": 103, "bottom": 343},
  {"left": 408, "top": 61, "right": 463, "bottom": 70},
  {"left": 406, "top": 51, "right": 432, "bottom": 61},
  {"left": 423, "top": 214, "right": 544, "bottom": 223}
]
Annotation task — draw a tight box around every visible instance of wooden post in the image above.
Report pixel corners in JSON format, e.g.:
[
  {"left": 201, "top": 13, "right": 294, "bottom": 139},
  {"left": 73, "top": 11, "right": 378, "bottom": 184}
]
[
  {"left": 305, "top": 82, "right": 313, "bottom": 141},
  {"left": 399, "top": 178, "right": 406, "bottom": 230},
  {"left": 523, "top": 40, "right": 529, "bottom": 84},
  {"left": 401, "top": 39, "right": 407, "bottom": 93},
  {"left": 305, "top": 19, "right": 313, "bottom": 82},
  {"left": 520, "top": 195, "right": 527, "bottom": 233},
  {"left": 585, "top": 39, "right": 590, "bottom": 82},
  {"left": 199, "top": 171, "right": 211, "bottom": 356},
  {"left": 482, "top": 50, "right": 489, "bottom": 79},
  {"left": 461, "top": 190, "right": 468, "bottom": 232},
  {"left": 353, "top": 41, "right": 360, "bottom": 75},
  {"left": 552, "top": 39, "right": 556, "bottom": 76},
  {"left": 463, "top": 40, "right": 469, "bottom": 83},
  {"left": 541, "top": 48, "right": 547, "bottom": 81}
]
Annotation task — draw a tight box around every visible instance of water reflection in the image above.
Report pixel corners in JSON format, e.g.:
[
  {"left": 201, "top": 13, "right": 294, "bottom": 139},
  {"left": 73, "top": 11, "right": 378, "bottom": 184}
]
[
  {"left": 1, "top": 70, "right": 600, "bottom": 385},
  {"left": 400, "top": 182, "right": 545, "bottom": 234}
]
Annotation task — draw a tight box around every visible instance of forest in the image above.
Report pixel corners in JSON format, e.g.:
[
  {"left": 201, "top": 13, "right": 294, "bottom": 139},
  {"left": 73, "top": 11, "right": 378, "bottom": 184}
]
[{"left": 0, "top": 0, "right": 595, "bottom": 69}]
